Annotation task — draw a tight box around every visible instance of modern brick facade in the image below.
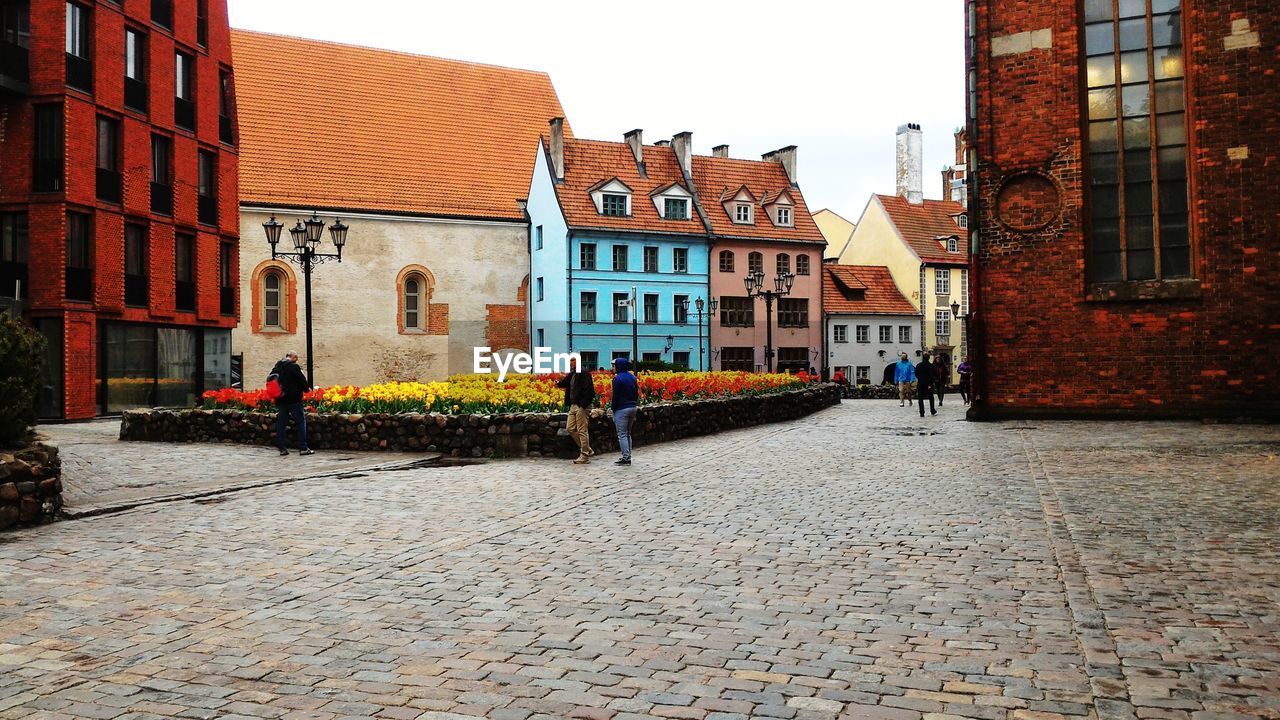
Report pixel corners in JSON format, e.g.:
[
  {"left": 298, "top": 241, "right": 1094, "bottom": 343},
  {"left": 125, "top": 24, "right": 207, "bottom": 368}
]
[
  {"left": 1, "top": 0, "right": 239, "bottom": 419},
  {"left": 966, "top": 0, "right": 1278, "bottom": 418}
]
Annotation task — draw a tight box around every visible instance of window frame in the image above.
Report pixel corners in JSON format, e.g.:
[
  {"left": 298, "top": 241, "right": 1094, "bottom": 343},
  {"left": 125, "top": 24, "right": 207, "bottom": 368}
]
[
  {"left": 879, "top": 325, "right": 893, "bottom": 344},
  {"left": 33, "top": 104, "right": 64, "bottom": 193},
  {"left": 174, "top": 232, "right": 195, "bottom": 312},
  {"left": 718, "top": 250, "right": 734, "bottom": 273},
  {"left": 855, "top": 325, "right": 869, "bottom": 343},
  {"left": 747, "top": 252, "right": 763, "bottom": 275},
  {"left": 534, "top": 225, "right": 543, "bottom": 250},
  {"left": 612, "top": 245, "right": 628, "bottom": 272},
  {"left": 612, "top": 292, "right": 630, "bottom": 324},
  {"left": 643, "top": 246, "right": 658, "bottom": 273},
  {"left": 777, "top": 298, "right": 808, "bottom": 328},
  {"left": 124, "top": 222, "right": 149, "bottom": 308},
  {"left": 262, "top": 270, "right": 283, "bottom": 330},
  {"left": 643, "top": 293, "right": 659, "bottom": 324},
  {"left": 934, "top": 268, "right": 951, "bottom": 295},
  {"left": 580, "top": 291, "right": 597, "bottom": 323},
  {"left": 672, "top": 247, "right": 688, "bottom": 274},
  {"left": 65, "top": 211, "right": 93, "bottom": 302},
  {"left": 935, "top": 309, "right": 952, "bottom": 338},
  {"left": 664, "top": 197, "right": 689, "bottom": 220},
  {"left": 719, "top": 296, "right": 754, "bottom": 328},
  {"left": 403, "top": 275, "right": 424, "bottom": 331},
  {"left": 899, "top": 325, "right": 912, "bottom": 343},
  {"left": 734, "top": 203, "right": 752, "bottom": 223},
  {"left": 673, "top": 294, "right": 688, "bottom": 325},
  {"left": 580, "top": 242, "right": 596, "bottom": 270},
  {"left": 833, "top": 324, "right": 848, "bottom": 344},
  {"left": 602, "top": 193, "right": 629, "bottom": 217},
  {"left": 796, "top": 254, "right": 810, "bottom": 276},
  {"left": 776, "top": 206, "right": 792, "bottom": 226}
]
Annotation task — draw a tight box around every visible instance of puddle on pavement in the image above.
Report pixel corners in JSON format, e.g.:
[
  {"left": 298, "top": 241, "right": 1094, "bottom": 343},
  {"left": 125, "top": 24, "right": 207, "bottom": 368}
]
[
  {"left": 372, "top": 457, "right": 488, "bottom": 472},
  {"left": 877, "top": 426, "right": 942, "bottom": 437}
]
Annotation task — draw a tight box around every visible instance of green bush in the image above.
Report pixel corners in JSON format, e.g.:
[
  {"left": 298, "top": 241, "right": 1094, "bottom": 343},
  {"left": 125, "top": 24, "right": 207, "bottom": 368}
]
[
  {"left": 636, "top": 359, "right": 687, "bottom": 373},
  {"left": 0, "top": 314, "right": 47, "bottom": 445}
]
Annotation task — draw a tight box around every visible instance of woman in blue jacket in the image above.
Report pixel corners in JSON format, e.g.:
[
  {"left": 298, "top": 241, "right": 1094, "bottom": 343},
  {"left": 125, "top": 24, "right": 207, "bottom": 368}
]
[
  {"left": 893, "top": 352, "right": 916, "bottom": 407},
  {"left": 611, "top": 358, "right": 638, "bottom": 466}
]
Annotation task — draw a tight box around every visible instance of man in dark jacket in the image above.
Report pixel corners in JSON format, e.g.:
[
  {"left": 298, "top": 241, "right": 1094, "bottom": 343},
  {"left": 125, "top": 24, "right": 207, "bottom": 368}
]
[
  {"left": 611, "top": 357, "right": 639, "bottom": 466},
  {"left": 270, "top": 352, "right": 313, "bottom": 456},
  {"left": 557, "top": 363, "right": 596, "bottom": 464},
  {"left": 915, "top": 353, "right": 937, "bottom": 417}
]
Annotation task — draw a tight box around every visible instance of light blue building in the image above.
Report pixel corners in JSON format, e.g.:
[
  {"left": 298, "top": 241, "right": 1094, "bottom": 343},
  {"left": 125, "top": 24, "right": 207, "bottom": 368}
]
[{"left": 527, "top": 122, "right": 713, "bottom": 370}]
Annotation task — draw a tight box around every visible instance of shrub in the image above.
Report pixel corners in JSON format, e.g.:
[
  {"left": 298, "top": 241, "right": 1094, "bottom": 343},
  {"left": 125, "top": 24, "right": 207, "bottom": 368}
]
[
  {"left": 635, "top": 359, "right": 686, "bottom": 373},
  {"left": 0, "top": 314, "right": 47, "bottom": 445}
]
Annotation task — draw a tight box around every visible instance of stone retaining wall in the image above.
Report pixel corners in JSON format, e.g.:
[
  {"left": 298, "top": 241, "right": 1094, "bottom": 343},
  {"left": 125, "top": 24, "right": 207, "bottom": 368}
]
[
  {"left": 120, "top": 385, "right": 842, "bottom": 458},
  {"left": 0, "top": 442, "right": 62, "bottom": 531}
]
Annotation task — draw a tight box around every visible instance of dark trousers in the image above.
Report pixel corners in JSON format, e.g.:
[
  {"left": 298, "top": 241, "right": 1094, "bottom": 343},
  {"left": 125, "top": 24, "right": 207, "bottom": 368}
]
[
  {"left": 918, "top": 387, "right": 936, "bottom": 416},
  {"left": 936, "top": 383, "right": 946, "bottom": 405},
  {"left": 276, "top": 402, "right": 309, "bottom": 450},
  {"left": 959, "top": 379, "right": 971, "bottom": 404}
]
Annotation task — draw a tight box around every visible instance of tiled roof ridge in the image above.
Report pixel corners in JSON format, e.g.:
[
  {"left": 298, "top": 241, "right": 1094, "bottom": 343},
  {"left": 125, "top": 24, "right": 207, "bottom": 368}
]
[
  {"left": 874, "top": 192, "right": 965, "bottom": 209},
  {"left": 230, "top": 28, "right": 558, "bottom": 79}
]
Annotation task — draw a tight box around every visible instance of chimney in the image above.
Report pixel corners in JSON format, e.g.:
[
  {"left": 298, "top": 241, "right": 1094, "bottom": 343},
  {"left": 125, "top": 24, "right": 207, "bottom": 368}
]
[
  {"left": 712, "top": 144, "right": 729, "bottom": 158},
  {"left": 896, "top": 123, "right": 924, "bottom": 205},
  {"left": 624, "top": 128, "right": 645, "bottom": 176},
  {"left": 762, "top": 146, "right": 798, "bottom": 186},
  {"left": 654, "top": 140, "right": 671, "bottom": 147},
  {"left": 671, "top": 131, "right": 693, "bottom": 178},
  {"left": 549, "top": 117, "right": 565, "bottom": 181}
]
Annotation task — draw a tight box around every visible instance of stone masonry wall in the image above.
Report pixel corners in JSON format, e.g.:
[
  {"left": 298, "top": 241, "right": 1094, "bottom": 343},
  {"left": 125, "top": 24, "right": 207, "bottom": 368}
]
[
  {"left": 0, "top": 442, "right": 63, "bottom": 531},
  {"left": 120, "top": 385, "right": 841, "bottom": 458}
]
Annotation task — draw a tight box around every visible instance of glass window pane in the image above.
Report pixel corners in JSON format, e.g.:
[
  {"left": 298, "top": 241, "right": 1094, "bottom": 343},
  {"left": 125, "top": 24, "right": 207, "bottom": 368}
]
[
  {"left": 1093, "top": 252, "right": 1123, "bottom": 282},
  {"left": 1119, "top": 51, "right": 1147, "bottom": 84},
  {"left": 1091, "top": 152, "right": 1120, "bottom": 184},
  {"left": 1092, "top": 216, "right": 1122, "bottom": 252},
  {"left": 1089, "top": 120, "right": 1118, "bottom": 152},
  {"left": 1118, "top": 18, "right": 1147, "bottom": 51},
  {"left": 1084, "top": 0, "right": 1113, "bottom": 22},
  {"left": 1152, "top": 13, "right": 1181, "bottom": 47},
  {"left": 1154, "top": 47, "right": 1183, "bottom": 78},
  {"left": 1124, "top": 149, "right": 1152, "bottom": 183},
  {"left": 1151, "top": 0, "right": 1179, "bottom": 13},
  {"left": 1087, "top": 56, "right": 1116, "bottom": 88},
  {"left": 105, "top": 324, "right": 156, "bottom": 413},
  {"left": 1118, "top": 0, "right": 1145, "bottom": 18},
  {"left": 405, "top": 311, "right": 418, "bottom": 329},
  {"left": 1127, "top": 214, "right": 1155, "bottom": 249},
  {"left": 1085, "top": 22, "right": 1115, "bottom": 55},
  {"left": 1089, "top": 88, "right": 1117, "bottom": 119},
  {"left": 1159, "top": 214, "right": 1189, "bottom": 247},
  {"left": 1161, "top": 246, "right": 1190, "bottom": 279},
  {"left": 1156, "top": 113, "right": 1186, "bottom": 146},
  {"left": 1157, "top": 146, "right": 1186, "bottom": 179},
  {"left": 203, "top": 329, "right": 231, "bottom": 392},
  {"left": 1123, "top": 117, "right": 1151, "bottom": 149},
  {"left": 1125, "top": 182, "right": 1154, "bottom": 216},
  {"left": 265, "top": 307, "right": 279, "bottom": 328},
  {"left": 1121, "top": 83, "right": 1150, "bottom": 116},
  {"left": 1127, "top": 249, "right": 1155, "bottom": 280},
  {"left": 1154, "top": 80, "right": 1184, "bottom": 113},
  {"left": 1091, "top": 184, "right": 1121, "bottom": 218},
  {"left": 1159, "top": 179, "right": 1187, "bottom": 215}
]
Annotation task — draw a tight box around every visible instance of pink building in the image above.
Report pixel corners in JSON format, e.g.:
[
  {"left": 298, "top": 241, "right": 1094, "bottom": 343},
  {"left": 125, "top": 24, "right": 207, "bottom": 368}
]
[{"left": 692, "top": 147, "right": 826, "bottom": 373}]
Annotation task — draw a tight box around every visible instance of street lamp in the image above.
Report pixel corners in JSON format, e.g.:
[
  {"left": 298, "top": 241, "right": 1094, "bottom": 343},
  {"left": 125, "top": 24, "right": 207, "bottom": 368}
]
[
  {"left": 745, "top": 270, "right": 794, "bottom": 372},
  {"left": 951, "top": 300, "right": 970, "bottom": 365},
  {"left": 679, "top": 295, "right": 718, "bottom": 371},
  {"left": 264, "top": 211, "right": 350, "bottom": 384}
]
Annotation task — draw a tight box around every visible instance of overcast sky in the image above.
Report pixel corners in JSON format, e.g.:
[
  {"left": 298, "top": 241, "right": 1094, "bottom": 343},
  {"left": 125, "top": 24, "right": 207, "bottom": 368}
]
[{"left": 227, "top": 1, "right": 965, "bottom": 222}]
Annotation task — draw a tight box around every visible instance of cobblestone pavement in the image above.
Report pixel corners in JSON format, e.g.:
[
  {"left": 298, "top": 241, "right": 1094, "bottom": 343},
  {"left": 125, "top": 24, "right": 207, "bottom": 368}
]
[
  {"left": 39, "top": 421, "right": 427, "bottom": 516},
  {"left": 2, "top": 401, "right": 1278, "bottom": 720}
]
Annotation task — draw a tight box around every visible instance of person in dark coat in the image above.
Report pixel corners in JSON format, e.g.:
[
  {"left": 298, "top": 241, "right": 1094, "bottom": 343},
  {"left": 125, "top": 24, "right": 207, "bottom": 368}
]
[
  {"left": 557, "top": 364, "right": 596, "bottom": 464},
  {"left": 934, "top": 353, "right": 951, "bottom": 406},
  {"left": 270, "top": 352, "right": 313, "bottom": 456},
  {"left": 915, "top": 353, "right": 937, "bottom": 417},
  {"left": 957, "top": 356, "right": 973, "bottom": 404},
  {"left": 611, "top": 358, "right": 639, "bottom": 466}
]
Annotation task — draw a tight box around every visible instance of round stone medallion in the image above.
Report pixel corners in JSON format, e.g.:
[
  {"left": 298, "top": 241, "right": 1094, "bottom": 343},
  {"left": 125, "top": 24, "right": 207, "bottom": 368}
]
[{"left": 995, "top": 172, "right": 1062, "bottom": 232}]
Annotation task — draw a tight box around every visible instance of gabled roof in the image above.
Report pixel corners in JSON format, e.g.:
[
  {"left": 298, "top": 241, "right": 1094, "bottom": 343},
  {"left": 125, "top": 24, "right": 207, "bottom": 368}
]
[
  {"left": 554, "top": 139, "right": 705, "bottom": 235},
  {"left": 232, "top": 30, "right": 571, "bottom": 221},
  {"left": 693, "top": 156, "right": 825, "bottom": 244},
  {"left": 824, "top": 265, "right": 918, "bottom": 315},
  {"left": 648, "top": 181, "right": 691, "bottom": 197},
  {"left": 875, "top": 194, "right": 968, "bottom": 265}
]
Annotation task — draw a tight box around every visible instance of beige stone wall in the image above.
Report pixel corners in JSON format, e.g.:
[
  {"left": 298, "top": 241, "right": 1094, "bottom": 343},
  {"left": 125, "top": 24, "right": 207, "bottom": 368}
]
[{"left": 234, "top": 208, "right": 528, "bottom": 389}]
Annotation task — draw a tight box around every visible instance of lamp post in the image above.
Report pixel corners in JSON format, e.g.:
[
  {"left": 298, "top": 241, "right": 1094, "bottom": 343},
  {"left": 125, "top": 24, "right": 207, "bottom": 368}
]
[
  {"left": 263, "top": 211, "right": 349, "bottom": 384},
  {"left": 679, "top": 296, "right": 718, "bottom": 371},
  {"left": 745, "top": 269, "right": 794, "bottom": 372},
  {"left": 951, "top": 300, "right": 970, "bottom": 366}
]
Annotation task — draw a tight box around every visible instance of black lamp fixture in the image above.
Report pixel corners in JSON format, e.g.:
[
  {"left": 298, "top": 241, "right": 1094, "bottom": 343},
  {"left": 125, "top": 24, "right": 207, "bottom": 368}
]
[
  {"left": 744, "top": 269, "right": 795, "bottom": 372},
  {"left": 263, "top": 212, "right": 353, "bottom": 385},
  {"left": 664, "top": 334, "right": 674, "bottom": 353},
  {"left": 950, "top": 300, "right": 967, "bottom": 320},
  {"left": 679, "top": 295, "right": 718, "bottom": 371}
]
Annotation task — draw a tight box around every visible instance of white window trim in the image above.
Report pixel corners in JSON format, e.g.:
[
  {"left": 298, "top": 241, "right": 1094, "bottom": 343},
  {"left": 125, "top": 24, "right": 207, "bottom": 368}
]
[
  {"left": 935, "top": 310, "right": 951, "bottom": 338},
  {"left": 734, "top": 203, "right": 753, "bottom": 224},
  {"left": 855, "top": 325, "right": 870, "bottom": 343},
  {"left": 834, "top": 325, "right": 848, "bottom": 343},
  {"left": 935, "top": 268, "right": 951, "bottom": 295},
  {"left": 776, "top": 206, "right": 792, "bottom": 227}
]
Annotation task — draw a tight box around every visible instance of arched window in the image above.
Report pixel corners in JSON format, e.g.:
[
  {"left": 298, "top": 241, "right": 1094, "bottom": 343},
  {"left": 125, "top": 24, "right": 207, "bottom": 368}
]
[
  {"left": 748, "top": 251, "right": 763, "bottom": 274},
  {"left": 263, "top": 271, "right": 282, "bottom": 329},
  {"left": 718, "top": 250, "right": 735, "bottom": 273},
  {"left": 776, "top": 253, "right": 790, "bottom": 276},
  {"left": 947, "top": 237, "right": 959, "bottom": 253},
  {"left": 796, "top": 254, "right": 811, "bottom": 275},
  {"left": 403, "top": 275, "right": 424, "bottom": 330}
]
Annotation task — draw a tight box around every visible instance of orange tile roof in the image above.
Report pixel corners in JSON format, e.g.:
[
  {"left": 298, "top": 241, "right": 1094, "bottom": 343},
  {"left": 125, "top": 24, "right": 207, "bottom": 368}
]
[
  {"left": 823, "top": 265, "right": 918, "bottom": 315},
  {"left": 555, "top": 139, "right": 705, "bottom": 235},
  {"left": 692, "top": 156, "right": 826, "bottom": 244},
  {"left": 232, "top": 30, "right": 571, "bottom": 220},
  {"left": 876, "top": 194, "right": 968, "bottom": 265}
]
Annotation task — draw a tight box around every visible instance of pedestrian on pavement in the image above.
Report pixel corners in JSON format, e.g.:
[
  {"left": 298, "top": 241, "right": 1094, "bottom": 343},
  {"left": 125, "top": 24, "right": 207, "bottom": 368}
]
[
  {"left": 916, "top": 352, "right": 937, "bottom": 417},
  {"left": 611, "top": 357, "right": 638, "bottom": 466},
  {"left": 270, "top": 352, "right": 313, "bottom": 456},
  {"left": 957, "top": 356, "right": 973, "bottom": 404},
  {"left": 894, "top": 352, "right": 916, "bottom": 407},
  {"left": 557, "top": 363, "right": 596, "bottom": 464},
  {"left": 934, "top": 353, "right": 951, "bottom": 406}
]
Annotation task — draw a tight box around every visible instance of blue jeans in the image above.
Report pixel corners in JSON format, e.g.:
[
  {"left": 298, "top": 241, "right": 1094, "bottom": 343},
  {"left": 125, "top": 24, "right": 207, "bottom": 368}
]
[
  {"left": 276, "top": 402, "right": 309, "bottom": 450},
  {"left": 614, "top": 406, "right": 637, "bottom": 460}
]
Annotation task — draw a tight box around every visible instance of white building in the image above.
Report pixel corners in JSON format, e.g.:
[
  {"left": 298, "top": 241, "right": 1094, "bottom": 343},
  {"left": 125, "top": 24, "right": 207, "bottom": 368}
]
[{"left": 823, "top": 264, "right": 921, "bottom": 385}]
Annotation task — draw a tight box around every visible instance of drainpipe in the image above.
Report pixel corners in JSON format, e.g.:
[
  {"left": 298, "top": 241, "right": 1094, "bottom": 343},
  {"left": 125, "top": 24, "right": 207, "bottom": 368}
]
[{"left": 566, "top": 230, "right": 574, "bottom": 353}]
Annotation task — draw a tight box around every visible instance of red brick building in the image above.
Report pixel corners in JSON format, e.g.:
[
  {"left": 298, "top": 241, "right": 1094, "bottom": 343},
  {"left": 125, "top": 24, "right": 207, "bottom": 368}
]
[
  {"left": 966, "top": 0, "right": 1278, "bottom": 418},
  {"left": 0, "top": 0, "right": 239, "bottom": 419}
]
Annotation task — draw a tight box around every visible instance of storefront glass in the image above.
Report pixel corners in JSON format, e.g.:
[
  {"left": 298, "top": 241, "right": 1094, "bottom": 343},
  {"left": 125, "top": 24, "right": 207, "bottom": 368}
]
[
  {"left": 157, "top": 327, "right": 197, "bottom": 407},
  {"left": 203, "top": 328, "right": 231, "bottom": 391},
  {"left": 104, "top": 323, "right": 156, "bottom": 413}
]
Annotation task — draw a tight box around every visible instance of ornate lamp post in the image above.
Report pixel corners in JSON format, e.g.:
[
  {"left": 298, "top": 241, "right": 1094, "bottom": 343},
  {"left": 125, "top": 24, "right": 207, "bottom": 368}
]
[
  {"left": 745, "top": 269, "right": 794, "bottom": 372},
  {"left": 679, "top": 296, "right": 718, "bottom": 371},
  {"left": 263, "top": 211, "right": 349, "bottom": 384},
  {"left": 951, "top": 299, "right": 970, "bottom": 363}
]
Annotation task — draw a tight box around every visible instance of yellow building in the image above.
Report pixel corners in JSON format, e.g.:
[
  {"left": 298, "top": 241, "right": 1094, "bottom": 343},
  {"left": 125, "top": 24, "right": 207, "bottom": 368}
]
[
  {"left": 838, "top": 193, "right": 969, "bottom": 383},
  {"left": 814, "top": 208, "right": 856, "bottom": 261}
]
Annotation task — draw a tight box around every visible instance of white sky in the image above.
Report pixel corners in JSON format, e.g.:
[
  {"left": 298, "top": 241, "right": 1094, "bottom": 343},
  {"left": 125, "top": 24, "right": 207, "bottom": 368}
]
[{"left": 227, "top": 0, "right": 965, "bottom": 222}]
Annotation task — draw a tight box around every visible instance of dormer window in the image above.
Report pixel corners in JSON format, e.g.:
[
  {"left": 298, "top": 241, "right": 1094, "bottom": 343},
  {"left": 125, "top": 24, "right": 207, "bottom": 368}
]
[
  {"left": 735, "top": 204, "right": 752, "bottom": 223},
  {"left": 957, "top": 214, "right": 968, "bottom": 228},
  {"left": 664, "top": 198, "right": 688, "bottom": 220},
  {"left": 777, "top": 207, "right": 792, "bottom": 226},
  {"left": 602, "top": 194, "right": 628, "bottom": 217},
  {"left": 947, "top": 237, "right": 959, "bottom": 253}
]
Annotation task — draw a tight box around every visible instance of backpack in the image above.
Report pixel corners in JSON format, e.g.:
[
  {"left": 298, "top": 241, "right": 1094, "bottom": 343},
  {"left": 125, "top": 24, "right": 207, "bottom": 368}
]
[{"left": 263, "top": 376, "right": 282, "bottom": 401}]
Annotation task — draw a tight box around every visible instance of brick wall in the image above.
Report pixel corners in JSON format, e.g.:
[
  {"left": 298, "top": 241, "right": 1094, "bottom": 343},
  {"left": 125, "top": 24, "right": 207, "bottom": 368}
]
[
  {"left": 969, "top": 0, "right": 1279, "bottom": 419},
  {"left": 0, "top": 0, "right": 241, "bottom": 419}
]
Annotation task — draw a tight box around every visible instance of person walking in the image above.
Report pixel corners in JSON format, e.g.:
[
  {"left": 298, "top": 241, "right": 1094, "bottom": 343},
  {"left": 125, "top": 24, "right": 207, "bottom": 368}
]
[
  {"left": 611, "top": 357, "right": 638, "bottom": 466},
  {"left": 270, "top": 352, "right": 313, "bottom": 456},
  {"left": 957, "top": 356, "right": 973, "bottom": 404},
  {"left": 893, "top": 352, "right": 916, "bottom": 407},
  {"left": 934, "top": 353, "right": 951, "bottom": 407},
  {"left": 557, "top": 364, "right": 596, "bottom": 464},
  {"left": 915, "top": 352, "right": 937, "bottom": 417}
]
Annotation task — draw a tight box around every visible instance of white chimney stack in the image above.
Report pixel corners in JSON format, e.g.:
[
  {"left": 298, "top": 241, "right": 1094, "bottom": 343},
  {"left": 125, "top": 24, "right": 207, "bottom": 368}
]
[
  {"left": 712, "top": 144, "right": 729, "bottom": 158},
  {"left": 672, "top": 131, "right": 693, "bottom": 178},
  {"left": 625, "top": 128, "right": 643, "bottom": 168},
  {"left": 549, "top": 117, "right": 565, "bottom": 181},
  {"left": 762, "top": 145, "right": 798, "bottom": 186},
  {"left": 896, "top": 123, "right": 924, "bottom": 205}
]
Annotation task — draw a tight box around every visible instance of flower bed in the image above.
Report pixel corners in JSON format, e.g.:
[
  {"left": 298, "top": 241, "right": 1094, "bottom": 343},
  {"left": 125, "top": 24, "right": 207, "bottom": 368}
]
[{"left": 202, "top": 371, "right": 816, "bottom": 415}]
